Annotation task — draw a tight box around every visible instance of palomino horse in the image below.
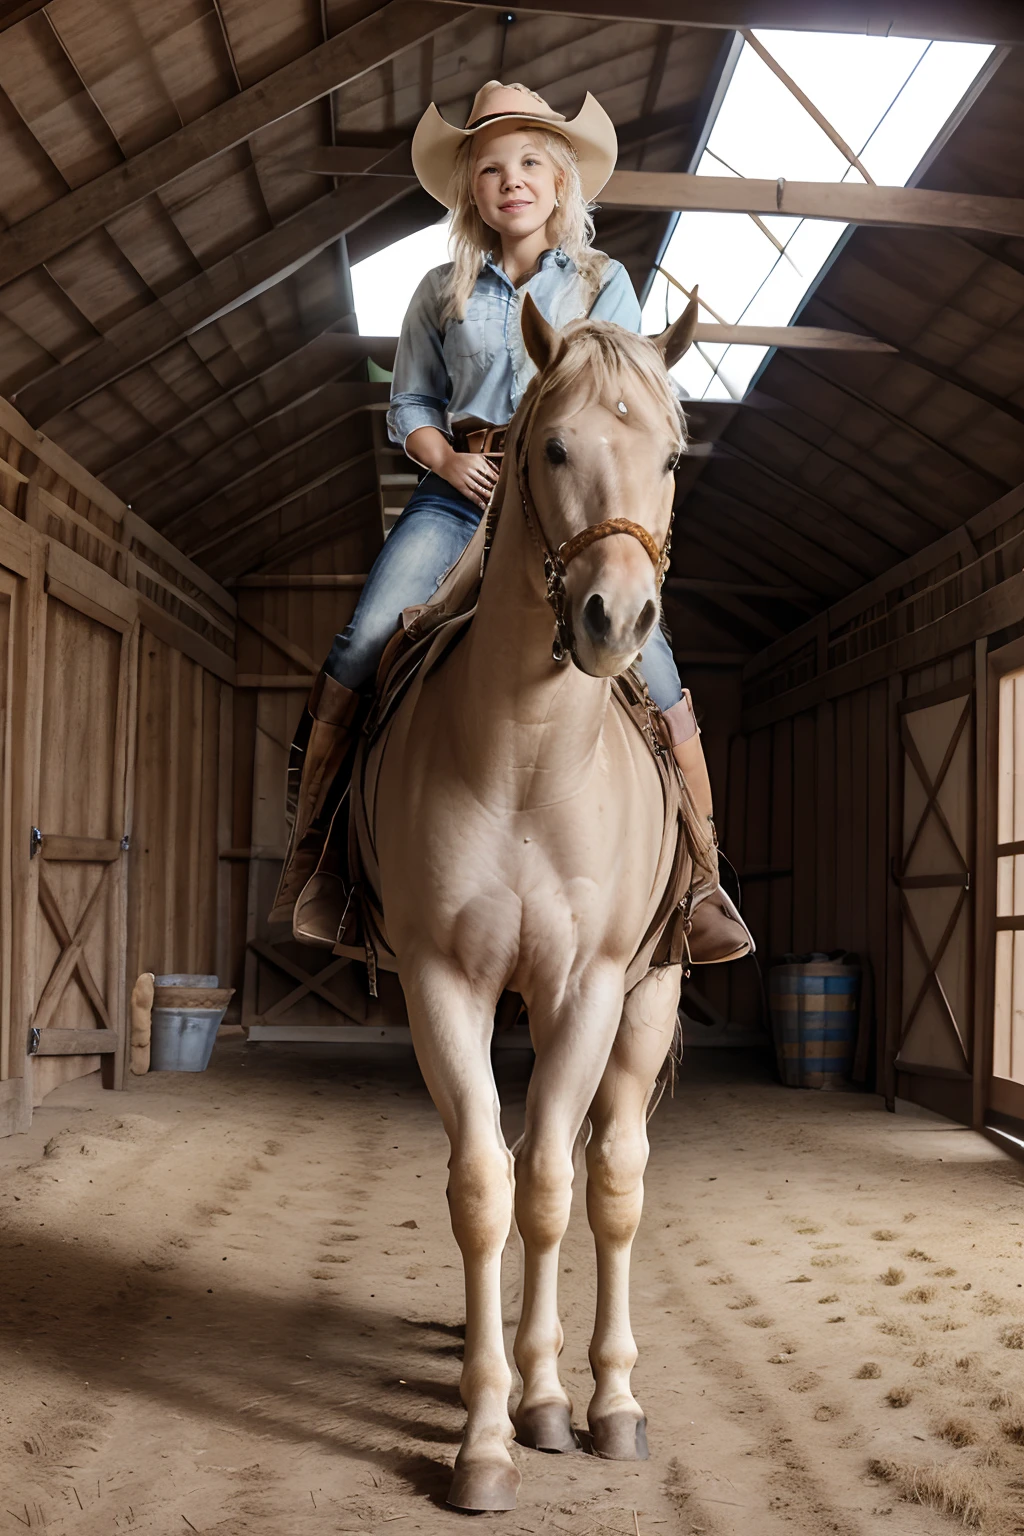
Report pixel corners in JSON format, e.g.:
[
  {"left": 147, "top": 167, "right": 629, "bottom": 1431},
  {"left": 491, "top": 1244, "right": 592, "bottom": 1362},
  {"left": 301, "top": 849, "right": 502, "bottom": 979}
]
[{"left": 364, "top": 293, "right": 700, "bottom": 1511}]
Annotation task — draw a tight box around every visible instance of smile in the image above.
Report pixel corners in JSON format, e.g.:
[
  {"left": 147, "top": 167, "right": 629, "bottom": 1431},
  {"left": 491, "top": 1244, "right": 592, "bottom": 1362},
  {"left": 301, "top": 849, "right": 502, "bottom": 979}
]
[{"left": 499, "top": 201, "right": 532, "bottom": 211}]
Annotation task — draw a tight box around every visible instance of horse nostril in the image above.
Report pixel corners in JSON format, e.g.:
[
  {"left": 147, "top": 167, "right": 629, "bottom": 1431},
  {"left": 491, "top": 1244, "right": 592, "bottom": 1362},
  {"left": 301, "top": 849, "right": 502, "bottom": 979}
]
[
  {"left": 583, "top": 593, "right": 611, "bottom": 643},
  {"left": 635, "top": 600, "right": 657, "bottom": 641}
]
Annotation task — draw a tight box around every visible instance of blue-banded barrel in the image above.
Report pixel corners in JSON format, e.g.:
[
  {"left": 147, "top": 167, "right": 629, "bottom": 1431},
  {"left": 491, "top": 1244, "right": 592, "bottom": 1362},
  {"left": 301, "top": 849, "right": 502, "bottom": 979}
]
[{"left": 768, "top": 959, "right": 861, "bottom": 1090}]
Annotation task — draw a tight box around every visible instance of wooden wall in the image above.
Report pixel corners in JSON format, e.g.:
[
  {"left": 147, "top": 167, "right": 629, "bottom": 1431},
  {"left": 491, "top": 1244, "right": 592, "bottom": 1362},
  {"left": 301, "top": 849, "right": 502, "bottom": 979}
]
[
  {"left": 0, "top": 398, "right": 236, "bottom": 1133},
  {"left": 721, "top": 480, "right": 1024, "bottom": 1123}
]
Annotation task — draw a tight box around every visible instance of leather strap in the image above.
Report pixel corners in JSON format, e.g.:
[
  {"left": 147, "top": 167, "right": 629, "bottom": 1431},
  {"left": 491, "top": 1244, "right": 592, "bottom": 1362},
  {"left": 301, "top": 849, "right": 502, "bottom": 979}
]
[
  {"left": 453, "top": 425, "right": 507, "bottom": 457},
  {"left": 559, "top": 516, "right": 661, "bottom": 571}
]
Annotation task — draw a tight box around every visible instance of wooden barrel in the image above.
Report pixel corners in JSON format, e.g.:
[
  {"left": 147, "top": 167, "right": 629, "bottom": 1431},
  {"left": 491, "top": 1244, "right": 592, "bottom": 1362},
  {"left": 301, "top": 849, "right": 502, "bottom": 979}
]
[{"left": 768, "top": 956, "right": 861, "bottom": 1090}]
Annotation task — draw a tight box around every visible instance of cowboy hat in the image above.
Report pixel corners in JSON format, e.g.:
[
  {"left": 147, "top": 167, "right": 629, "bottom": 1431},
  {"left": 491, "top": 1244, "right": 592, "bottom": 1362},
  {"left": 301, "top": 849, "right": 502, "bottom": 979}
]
[{"left": 411, "top": 80, "right": 618, "bottom": 210}]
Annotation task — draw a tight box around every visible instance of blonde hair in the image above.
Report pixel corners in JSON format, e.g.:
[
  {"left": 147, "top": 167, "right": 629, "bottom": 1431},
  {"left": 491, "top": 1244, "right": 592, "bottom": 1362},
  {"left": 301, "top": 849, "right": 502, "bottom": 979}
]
[{"left": 441, "top": 88, "right": 607, "bottom": 324}]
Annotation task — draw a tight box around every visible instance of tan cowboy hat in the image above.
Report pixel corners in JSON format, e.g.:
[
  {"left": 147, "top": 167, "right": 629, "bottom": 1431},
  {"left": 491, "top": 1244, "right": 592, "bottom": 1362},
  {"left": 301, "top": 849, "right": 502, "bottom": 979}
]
[{"left": 411, "top": 80, "right": 618, "bottom": 210}]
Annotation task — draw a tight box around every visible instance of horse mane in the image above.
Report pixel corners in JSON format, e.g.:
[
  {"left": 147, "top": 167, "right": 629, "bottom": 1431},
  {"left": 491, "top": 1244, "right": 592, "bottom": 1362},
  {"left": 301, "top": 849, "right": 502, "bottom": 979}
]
[{"left": 525, "top": 317, "right": 688, "bottom": 444}]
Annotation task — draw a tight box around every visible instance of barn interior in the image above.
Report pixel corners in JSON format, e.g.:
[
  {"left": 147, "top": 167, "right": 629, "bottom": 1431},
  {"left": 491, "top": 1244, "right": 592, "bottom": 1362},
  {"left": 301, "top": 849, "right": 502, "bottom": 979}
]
[{"left": 1, "top": 0, "right": 1024, "bottom": 1528}]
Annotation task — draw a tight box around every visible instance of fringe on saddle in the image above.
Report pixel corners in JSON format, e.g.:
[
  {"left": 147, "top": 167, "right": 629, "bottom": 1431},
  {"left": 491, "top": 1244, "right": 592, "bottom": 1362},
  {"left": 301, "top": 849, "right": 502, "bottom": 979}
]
[{"left": 315, "top": 515, "right": 717, "bottom": 997}]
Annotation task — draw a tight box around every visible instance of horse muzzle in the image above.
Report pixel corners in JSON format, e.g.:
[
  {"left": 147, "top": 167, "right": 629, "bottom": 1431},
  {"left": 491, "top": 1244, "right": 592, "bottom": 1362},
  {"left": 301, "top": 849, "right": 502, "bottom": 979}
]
[{"left": 564, "top": 542, "right": 661, "bottom": 679}]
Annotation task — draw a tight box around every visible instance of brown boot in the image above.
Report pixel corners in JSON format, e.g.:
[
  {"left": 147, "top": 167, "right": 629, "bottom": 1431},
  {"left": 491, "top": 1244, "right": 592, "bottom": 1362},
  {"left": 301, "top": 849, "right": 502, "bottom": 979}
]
[
  {"left": 663, "top": 692, "right": 754, "bottom": 966},
  {"left": 268, "top": 672, "right": 362, "bottom": 925}
]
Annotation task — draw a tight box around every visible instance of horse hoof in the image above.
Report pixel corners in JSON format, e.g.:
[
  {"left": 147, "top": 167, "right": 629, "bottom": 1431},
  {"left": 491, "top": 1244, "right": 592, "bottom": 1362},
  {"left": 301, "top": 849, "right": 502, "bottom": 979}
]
[
  {"left": 514, "top": 1401, "right": 580, "bottom": 1453},
  {"left": 447, "top": 1459, "right": 521, "bottom": 1512},
  {"left": 589, "top": 1413, "right": 649, "bottom": 1461}
]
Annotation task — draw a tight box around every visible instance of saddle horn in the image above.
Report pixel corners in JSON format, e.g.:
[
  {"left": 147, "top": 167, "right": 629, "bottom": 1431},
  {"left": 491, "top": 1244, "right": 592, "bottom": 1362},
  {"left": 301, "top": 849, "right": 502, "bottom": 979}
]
[{"left": 652, "top": 286, "right": 700, "bottom": 370}]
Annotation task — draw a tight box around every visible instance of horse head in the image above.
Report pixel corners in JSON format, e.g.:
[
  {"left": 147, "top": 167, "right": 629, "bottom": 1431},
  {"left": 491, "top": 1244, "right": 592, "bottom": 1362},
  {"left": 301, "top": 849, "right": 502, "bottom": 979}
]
[{"left": 517, "top": 289, "right": 698, "bottom": 678}]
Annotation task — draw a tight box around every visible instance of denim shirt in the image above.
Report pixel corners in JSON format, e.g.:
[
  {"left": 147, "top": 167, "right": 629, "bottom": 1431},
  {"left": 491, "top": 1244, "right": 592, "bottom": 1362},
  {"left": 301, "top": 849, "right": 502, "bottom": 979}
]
[{"left": 387, "top": 249, "right": 641, "bottom": 449}]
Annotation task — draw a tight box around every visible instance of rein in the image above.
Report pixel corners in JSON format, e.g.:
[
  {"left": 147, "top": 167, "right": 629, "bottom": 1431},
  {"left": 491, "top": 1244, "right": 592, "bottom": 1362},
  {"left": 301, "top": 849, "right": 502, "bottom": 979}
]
[{"left": 513, "top": 397, "right": 676, "bottom": 665}]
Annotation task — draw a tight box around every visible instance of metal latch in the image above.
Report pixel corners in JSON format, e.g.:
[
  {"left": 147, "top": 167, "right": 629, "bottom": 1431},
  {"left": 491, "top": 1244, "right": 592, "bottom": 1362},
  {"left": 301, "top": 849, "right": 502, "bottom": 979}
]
[
  {"left": 120, "top": 834, "right": 131, "bottom": 852},
  {"left": 27, "top": 1027, "right": 40, "bottom": 1056},
  {"left": 29, "top": 826, "right": 42, "bottom": 859}
]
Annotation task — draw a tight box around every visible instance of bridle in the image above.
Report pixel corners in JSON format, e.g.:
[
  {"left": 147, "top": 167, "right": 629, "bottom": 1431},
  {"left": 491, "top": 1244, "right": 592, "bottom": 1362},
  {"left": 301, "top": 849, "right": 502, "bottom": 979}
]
[{"left": 513, "top": 396, "right": 678, "bottom": 666}]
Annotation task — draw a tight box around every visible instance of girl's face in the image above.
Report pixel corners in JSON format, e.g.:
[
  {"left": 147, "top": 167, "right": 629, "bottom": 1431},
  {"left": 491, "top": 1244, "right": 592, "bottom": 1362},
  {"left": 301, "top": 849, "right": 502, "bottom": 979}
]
[{"left": 470, "top": 128, "right": 560, "bottom": 242}]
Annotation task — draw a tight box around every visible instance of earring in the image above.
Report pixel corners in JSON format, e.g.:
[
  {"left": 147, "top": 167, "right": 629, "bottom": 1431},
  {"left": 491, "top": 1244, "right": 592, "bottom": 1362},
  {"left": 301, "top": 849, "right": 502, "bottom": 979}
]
[{"left": 554, "top": 197, "right": 560, "bottom": 208}]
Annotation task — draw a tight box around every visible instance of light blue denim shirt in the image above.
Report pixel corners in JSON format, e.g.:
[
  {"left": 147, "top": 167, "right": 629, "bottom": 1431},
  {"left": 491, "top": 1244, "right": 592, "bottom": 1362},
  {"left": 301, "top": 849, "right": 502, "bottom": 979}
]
[{"left": 387, "top": 249, "right": 641, "bottom": 449}]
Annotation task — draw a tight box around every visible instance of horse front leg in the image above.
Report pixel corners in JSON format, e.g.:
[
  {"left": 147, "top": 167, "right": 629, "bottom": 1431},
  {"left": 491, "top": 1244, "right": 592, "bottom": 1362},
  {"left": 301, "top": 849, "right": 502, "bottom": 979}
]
[
  {"left": 585, "top": 964, "right": 681, "bottom": 1459},
  {"left": 513, "top": 968, "right": 627, "bottom": 1455},
  {"left": 402, "top": 963, "right": 519, "bottom": 1512}
]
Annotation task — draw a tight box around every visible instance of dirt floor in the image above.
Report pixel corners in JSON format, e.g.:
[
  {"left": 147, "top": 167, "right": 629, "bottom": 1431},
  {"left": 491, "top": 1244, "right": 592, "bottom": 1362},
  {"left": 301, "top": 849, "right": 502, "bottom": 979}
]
[{"left": 2, "top": 1038, "right": 1024, "bottom": 1536}]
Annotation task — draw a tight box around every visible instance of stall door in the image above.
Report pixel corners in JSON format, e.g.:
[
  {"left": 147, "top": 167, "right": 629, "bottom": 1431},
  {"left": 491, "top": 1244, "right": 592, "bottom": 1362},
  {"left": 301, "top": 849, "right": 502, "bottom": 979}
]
[
  {"left": 991, "top": 666, "right": 1024, "bottom": 1124},
  {"left": 893, "top": 679, "right": 974, "bottom": 1120},
  {"left": 0, "top": 553, "right": 32, "bottom": 1135},
  {"left": 28, "top": 550, "right": 137, "bottom": 1103}
]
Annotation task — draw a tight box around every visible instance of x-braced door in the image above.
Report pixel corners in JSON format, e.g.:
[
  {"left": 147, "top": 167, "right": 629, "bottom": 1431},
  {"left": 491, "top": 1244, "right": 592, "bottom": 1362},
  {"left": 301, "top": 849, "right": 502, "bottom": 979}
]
[
  {"left": 28, "top": 549, "right": 138, "bottom": 1102},
  {"left": 893, "top": 678, "right": 974, "bottom": 1118}
]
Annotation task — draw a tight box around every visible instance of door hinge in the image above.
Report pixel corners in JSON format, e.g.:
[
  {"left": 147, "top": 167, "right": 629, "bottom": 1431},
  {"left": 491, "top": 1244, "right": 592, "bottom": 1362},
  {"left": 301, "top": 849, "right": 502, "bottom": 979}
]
[
  {"left": 29, "top": 826, "right": 42, "bottom": 859},
  {"left": 27, "top": 1027, "right": 40, "bottom": 1056},
  {"left": 120, "top": 834, "right": 131, "bottom": 852}
]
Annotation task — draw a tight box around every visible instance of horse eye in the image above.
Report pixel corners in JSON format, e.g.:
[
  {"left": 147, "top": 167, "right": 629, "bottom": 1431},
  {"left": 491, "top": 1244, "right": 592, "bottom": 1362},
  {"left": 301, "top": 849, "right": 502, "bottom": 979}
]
[
  {"left": 545, "top": 439, "right": 567, "bottom": 466},
  {"left": 665, "top": 452, "right": 681, "bottom": 473}
]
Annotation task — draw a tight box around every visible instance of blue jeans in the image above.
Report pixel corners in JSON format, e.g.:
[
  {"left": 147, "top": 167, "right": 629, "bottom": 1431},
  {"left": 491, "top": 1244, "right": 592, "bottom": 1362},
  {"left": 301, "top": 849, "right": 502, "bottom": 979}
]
[{"left": 325, "top": 472, "right": 683, "bottom": 710}]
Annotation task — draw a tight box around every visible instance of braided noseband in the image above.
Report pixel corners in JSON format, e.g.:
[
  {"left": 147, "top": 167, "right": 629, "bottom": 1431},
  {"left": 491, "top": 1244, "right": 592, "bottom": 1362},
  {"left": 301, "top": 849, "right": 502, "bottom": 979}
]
[{"left": 514, "top": 397, "right": 676, "bottom": 665}]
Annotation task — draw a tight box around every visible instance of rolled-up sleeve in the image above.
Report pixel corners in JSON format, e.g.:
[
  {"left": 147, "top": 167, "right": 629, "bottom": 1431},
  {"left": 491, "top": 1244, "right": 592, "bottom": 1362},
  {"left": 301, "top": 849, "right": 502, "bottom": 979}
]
[
  {"left": 588, "top": 260, "right": 642, "bottom": 333},
  {"left": 387, "top": 267, "right": 451, "bottom": 449}
]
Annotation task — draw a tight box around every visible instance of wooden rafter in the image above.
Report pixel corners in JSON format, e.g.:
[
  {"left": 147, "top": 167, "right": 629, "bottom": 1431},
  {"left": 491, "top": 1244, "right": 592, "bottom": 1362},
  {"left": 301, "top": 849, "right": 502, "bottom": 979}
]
[
  {"left": 13, "top": 181, "right": 411, "bottom": 427},
  {"left": 781, "top": 353, "right": 1015, "bottom": 496},
  {"left": 139, "top": 382, "right": 390, "bottom": 516},
  {"left": 102, "top": 319, "right": 382, "bottom": 493},
  {"left": 155, "top": 408, "right": 381, "bottom": 534},
  {"left": 185, "top": 450, "right": 377, "bottom": 560},
  {"left": 448, "top": 0, "right": 1024, "bottom": 46},
  {"left": 0, "top": 1, "right": 469, "bottom": 288},
  {"left": 238, "top": 490, "right": 381, "bottom": 575},
  {"left": 603, "top": 172, "right": 1024, "bottom": 239}
]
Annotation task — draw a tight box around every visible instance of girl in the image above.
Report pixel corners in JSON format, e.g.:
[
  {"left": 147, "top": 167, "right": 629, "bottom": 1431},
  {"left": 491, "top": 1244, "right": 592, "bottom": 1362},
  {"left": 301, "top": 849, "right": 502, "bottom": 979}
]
[{"left": 273, "top": 80, "right": 749, "bottom": 963}]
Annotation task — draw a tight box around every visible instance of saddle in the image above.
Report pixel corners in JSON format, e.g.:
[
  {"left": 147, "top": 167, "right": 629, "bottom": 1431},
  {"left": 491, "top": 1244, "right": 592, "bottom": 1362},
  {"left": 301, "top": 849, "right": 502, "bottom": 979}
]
[{"left": 293, "top": 514, "right": 710, "bottom": 997}]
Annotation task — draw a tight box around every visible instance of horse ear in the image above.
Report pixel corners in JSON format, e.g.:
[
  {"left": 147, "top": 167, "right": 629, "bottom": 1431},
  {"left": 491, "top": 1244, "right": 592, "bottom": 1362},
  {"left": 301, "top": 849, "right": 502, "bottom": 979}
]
[
  {"left": 652, "top": 287, "right": 700, "bottom": 370},
  {"left": 521, "top": 292, "right": 560, "bottom": 372}
]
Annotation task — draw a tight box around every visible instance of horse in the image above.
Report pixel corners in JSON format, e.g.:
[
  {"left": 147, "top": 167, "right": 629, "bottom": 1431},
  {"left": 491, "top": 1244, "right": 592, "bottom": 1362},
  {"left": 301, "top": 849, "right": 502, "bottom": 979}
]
[{"left": 358, "top": 291, "right": 701, "bottom": 1511}]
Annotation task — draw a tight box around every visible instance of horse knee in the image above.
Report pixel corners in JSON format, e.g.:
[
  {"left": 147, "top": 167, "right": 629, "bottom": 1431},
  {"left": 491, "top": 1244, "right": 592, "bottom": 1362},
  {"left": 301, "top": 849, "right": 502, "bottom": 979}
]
[
  {"left": 586, "top": 1125, "right": 648, "bottom": 1239},
  {"left": 515, "top": 1141, "right": 574, "bottom": 1248},
  {"left": 447, "top": 1142, "right": 512, "bottom": 1257}
]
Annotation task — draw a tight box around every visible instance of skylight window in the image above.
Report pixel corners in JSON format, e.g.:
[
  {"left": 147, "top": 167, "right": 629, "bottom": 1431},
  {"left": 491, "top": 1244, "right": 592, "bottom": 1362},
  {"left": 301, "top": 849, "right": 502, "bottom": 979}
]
[
  {"left": 352, "top": 218, "right": 450, "bottom": 337},
  {"left": 644, "top": 32, "right": 995, "bottom": 402},
  {"left": 350, "top": 32, "right": 995, "bottom": 374}
]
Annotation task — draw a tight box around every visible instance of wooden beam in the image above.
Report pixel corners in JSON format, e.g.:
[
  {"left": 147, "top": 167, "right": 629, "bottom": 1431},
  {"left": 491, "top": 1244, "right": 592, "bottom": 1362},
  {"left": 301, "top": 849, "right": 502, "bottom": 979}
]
[
  {"left": 692, "top": 322, "right": 892, "bottom": 352},
  {"left": 0, "top": 1, "right": 50, "bottom": 35},
  {"left": 810, "top": 296, "right": 1024, "bottom": 432},
  {"left": 239, "top": 491, "right": 380, "bottom": 574},
  {"left": 665, "top": 576, "right": 814, "bottom": 602},
  {"left": 603, "top": 171, "right": 1024, "bottom": 240},
  {"left": 103, "top": 322, "right": 386, "bottom": 494},
  {"left": 183, "top": 449, "right": 376, "bottom": 559},
  {"left": 446, "top": 0, "right": 1024, "bottom": 46},
  {"left": 143, "top": 383, "right": 389, "bottom": 525},
  {"left": 28, "top": 1028, "right": 118, "bottom": 1057},
  {"left": 0, "top": 2, "right": 468, "bottom": 288},
  {"left": 14, "top": 182, "right": 410, "bottom": 428}
]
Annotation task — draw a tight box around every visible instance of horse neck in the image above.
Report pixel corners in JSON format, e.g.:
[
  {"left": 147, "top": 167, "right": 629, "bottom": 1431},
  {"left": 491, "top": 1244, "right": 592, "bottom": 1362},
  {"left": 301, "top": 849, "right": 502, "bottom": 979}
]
[{"left": 450, "top": 468, "right": 613, "bottom": 807}]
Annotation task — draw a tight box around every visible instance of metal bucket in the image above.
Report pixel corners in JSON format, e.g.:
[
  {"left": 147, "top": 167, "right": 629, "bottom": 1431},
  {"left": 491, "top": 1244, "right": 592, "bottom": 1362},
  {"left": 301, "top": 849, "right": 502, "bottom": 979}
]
[
  {"left": 149, "top": 976, "right": 233, "bottom": 1072},
  {"left": 150, "top": 1007, "right": 226, "bottom": 1072}
]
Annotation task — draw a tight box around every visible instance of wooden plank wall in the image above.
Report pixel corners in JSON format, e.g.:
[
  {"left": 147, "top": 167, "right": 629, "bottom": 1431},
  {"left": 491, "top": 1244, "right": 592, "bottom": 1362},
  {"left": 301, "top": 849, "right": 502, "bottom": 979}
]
[
  {"left": 724, "top": 477, "right": 1024, "bottom": 1104},
  {"left": 128, "top": 632, "right": 233, "bottom": 994},
  {"left": 0, "top": 397, "right": 237, "bottom": 1126}
]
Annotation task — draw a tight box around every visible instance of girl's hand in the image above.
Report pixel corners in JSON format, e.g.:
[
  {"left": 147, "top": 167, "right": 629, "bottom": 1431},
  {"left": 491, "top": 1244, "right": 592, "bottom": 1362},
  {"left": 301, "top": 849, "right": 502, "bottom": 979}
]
[{"left": 437, "top": 450, "right": 500, "bottom": 511}]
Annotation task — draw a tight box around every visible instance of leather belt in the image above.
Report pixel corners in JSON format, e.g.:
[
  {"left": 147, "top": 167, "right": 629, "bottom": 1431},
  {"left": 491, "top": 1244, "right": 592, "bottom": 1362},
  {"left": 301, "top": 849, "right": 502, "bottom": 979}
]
[{"left": 452, "top": 424, "right": 507, "bottom": 457}]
